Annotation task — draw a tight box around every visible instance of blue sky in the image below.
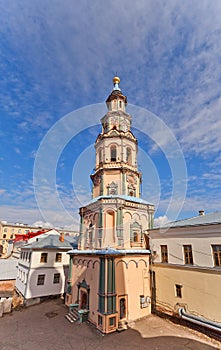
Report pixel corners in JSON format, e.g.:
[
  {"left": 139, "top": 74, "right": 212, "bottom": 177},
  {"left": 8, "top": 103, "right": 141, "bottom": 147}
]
[{"left": 1, "top": 0, "right": 221, "bottom": 229}]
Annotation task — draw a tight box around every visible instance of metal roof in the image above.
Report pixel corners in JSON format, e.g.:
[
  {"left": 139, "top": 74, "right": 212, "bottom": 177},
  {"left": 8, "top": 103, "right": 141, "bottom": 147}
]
[
  {"left": 89, "top": 195, "right": 151, "bottom": 206},
  {"left": 156, "top": 212, "right": 221, "bottom": 229},
  {"left": 23, "top": 234, "right": 76, "bottom": 250},
  {"left": 67, "top": 248, "right": 150, "bottom": 255}
]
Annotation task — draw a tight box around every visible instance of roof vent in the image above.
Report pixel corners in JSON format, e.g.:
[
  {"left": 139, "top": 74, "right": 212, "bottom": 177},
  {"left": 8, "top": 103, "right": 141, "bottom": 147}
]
[{"left": 198, "top": 210, "right": 205, "bottom": 216}]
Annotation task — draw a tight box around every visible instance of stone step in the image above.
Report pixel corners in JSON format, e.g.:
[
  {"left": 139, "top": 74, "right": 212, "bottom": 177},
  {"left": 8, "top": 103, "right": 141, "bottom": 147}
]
[{"left": 65, "top": 310, "right": 79, "bottom": 323}]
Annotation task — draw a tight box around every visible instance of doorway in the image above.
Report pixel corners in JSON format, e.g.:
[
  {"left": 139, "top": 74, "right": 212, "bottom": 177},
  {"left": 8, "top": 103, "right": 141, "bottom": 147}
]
[
  {"left": 119, "top": 296, "right": 127, "bottom": 320},
  {"left": 80, "top": 290, "right": 88, "bottom": 309}
]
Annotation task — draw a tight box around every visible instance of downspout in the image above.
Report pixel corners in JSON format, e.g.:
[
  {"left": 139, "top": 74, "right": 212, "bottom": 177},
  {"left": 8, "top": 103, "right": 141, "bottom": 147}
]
[{"left": 179, "top": 307, "right": 221, "bottom": 333}]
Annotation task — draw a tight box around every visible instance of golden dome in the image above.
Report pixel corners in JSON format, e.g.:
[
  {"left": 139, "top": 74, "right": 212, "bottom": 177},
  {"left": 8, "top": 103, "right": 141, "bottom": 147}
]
[{"left": 113, "top": 76, "right": 120, "bottom": 85}]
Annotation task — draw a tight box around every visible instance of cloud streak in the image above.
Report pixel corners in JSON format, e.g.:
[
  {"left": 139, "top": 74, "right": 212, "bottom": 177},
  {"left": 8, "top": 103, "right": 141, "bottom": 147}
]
[{"left": 1, "top": 0, "right": 221, "bottom": 225}]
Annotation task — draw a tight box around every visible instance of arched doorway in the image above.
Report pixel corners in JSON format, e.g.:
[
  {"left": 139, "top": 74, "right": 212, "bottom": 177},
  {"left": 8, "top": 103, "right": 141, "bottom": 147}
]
[
  {"left": 77, "top": 279, "right": 90, "bottom": 310},
  {"left": 119, "top": 296, "right": 127, "bottom": 320},
  {"left": 80, "top": 291, "right": 87, "bottom": 309}
]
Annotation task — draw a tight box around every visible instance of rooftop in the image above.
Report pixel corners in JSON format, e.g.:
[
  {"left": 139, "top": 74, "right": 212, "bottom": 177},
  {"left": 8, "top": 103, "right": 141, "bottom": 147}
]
[
  {"left": 23, "top": 234, "right": 77, "bottom": 250},
  {"left": 67, "top": 248, "right": 150, "bottom": 255},
  {"left": 155, "top": 211, "right": 221, "bottom": 229},
  {"left": 89, "top": 195, "right": 152, "bottom": 206}
]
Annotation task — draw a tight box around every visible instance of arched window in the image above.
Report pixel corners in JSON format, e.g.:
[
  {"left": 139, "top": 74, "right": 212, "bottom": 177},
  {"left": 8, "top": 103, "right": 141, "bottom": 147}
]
[
  {"left": 98, "top": 149, "right": 102, "bottom": 164},
  {"left": 120, "top": 298, "right": 126, "bottom": 319},
  {"left": 110, "top": 145, "right": 117, "bottom": 162},
  {"left": 119, "top": 100, "right": 122, "bottom": 108},
  {"left": 130, "top": 222, "right": 142, "bottom": 247},
  {"left": 126, "top": 147, "right": 132, "bottom": 165},
  {"left": 107, "top": 181, "right": 118, "bottom": 195}
]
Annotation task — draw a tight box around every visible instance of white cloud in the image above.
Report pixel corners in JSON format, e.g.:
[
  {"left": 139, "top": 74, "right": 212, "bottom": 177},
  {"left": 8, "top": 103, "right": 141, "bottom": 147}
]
[
  {"left": 154, "top": 215, "right": 170, "bottom": 227},
  {"left": 1, "top": 0, "right": 221, "bottom": 225}
]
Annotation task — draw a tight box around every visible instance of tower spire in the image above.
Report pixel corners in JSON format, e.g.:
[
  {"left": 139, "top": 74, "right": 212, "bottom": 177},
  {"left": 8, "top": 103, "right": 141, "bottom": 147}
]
[{"left": 112, "top": 75, "right": 121, "bottom": 91}]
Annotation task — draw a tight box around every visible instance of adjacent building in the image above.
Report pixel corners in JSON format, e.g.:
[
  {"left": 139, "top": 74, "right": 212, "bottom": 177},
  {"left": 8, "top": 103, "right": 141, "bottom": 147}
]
[
  {"left": 16, "top": 230, "right": 77, "bottom": 306},
  {"left": 149, "top": 211, "right": 221, "bottom": 329},
  {"left": 0, "top": 220, "right": 78, "bottom": 258},
  {"left": 66, "top": 76, "right": 154, "bottom": 333}
]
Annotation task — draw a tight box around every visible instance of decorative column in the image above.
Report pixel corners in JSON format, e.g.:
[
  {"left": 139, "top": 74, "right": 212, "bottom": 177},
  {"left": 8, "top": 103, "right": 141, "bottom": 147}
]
[
  {"left": 122, "top": 170, "right": 126, "bottom": 195},
  {"left": 107, "top": 257, "right": 116, "bottom": 314},
  {"left": 98, "top": 208, "right": 103, "bottom": 248},
  {"left": 139, "top": 172, "right": 142, "bottom": 197},
  {"left": 100, "top": 171, "right": 104, "bottom": 196},
  {"left": 116, "top": 207, "right": 123, "bottom": 247},
  {"left": 78, "top": 208, "right": 84, "bottom": 248},
  {"left": 98, "top": 257, "right": 105, "bottom": 313}
]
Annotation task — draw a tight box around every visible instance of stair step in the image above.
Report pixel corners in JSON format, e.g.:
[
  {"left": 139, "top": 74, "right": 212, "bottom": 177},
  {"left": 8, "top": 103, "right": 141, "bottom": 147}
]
[
  {"left": 65, "top": 314, "right": 75, "bottom": 323},
  {"left": 65, "top": 310, "right": 79, "bottom": 323}
]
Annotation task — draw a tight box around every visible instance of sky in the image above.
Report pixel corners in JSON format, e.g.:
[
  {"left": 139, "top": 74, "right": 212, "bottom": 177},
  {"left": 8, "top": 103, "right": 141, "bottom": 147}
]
[{"left": 1, "top": 0, "right": 221, "bottom": 229}]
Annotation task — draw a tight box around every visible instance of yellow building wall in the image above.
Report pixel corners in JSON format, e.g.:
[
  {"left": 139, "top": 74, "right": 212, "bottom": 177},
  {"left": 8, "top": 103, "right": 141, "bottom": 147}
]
[
  {"left": 152, "top": 264, "right": 221, "bottom": 323},
  {"left": 70, "top": 254, "right": 152, "bottom": 329},
  {"left": 116, "top": 256, "right": 151, "bottom": 321},
  {"left": 70, "top": 257, "right": 100, "bottom": 326}
]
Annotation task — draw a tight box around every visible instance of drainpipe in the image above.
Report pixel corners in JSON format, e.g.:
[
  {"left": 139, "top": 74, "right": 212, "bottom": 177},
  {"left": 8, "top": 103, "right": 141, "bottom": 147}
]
[{"left": 179, "top": 307, "right": 221, "bottom": 333}]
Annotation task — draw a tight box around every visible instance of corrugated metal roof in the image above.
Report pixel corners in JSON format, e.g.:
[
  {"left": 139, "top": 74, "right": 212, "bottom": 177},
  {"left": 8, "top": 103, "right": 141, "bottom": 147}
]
[
  {"left": 23, "top": 235, "right": 76, "bottom": 250},
  {"left": 156, "top": 212, "right": 221, "bottom": 228}
]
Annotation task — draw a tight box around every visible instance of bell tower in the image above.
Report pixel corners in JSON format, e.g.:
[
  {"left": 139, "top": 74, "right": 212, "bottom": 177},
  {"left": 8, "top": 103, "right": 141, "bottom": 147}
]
[
  {"left": 91, "top": 76, "right": 141, "bottom": 199},
  {"left": 67, "top": 76, "right": 155, "bottom": 334},
  {"left": 78, "top": 76, "right": 154, "bottom": 250}
]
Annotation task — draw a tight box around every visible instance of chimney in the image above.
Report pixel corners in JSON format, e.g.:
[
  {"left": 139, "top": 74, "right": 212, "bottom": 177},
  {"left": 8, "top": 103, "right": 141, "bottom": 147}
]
[
  {"left": 59, "top": 232, "right": 65, "bottom": 242},
  {"left": 198, "top": 210, "right": 205, "bottom": 216}
]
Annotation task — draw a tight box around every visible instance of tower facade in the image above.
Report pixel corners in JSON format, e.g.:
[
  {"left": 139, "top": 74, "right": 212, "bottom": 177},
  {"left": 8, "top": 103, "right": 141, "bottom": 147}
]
[
  {"left": 66, "top": 77, "right": 154, "bottom": 333},
  {"left": 92, "top": 76, "right": 141, "bottom": 199}
]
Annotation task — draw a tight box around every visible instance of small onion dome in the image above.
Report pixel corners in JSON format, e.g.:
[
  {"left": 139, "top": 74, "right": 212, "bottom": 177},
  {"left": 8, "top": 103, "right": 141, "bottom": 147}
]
[
  {"left": 113, "top": 76, "right": 120, "bottom": 85},
  {"left": 106, "top": 75, "right": 127, "bottom": 104},
  {"left": 112, "top": 75, "right": 121, "bottom": 92}
]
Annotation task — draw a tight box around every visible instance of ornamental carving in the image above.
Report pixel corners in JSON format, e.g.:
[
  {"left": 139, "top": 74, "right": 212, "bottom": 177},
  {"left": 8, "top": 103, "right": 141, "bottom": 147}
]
[{"left": 126, "top": 173, "right": 137, "bottom": 184}]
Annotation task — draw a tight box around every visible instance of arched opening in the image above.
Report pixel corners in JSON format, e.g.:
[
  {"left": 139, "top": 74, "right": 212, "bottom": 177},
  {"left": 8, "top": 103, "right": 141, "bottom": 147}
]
[
  {"left": 120, "top": 298, "right": 126, "bottom": 319},
  {"left": 106, "top": 210, "right": 115, "bottom": 244},
  {"left": 98, "top": 148, "right": 102, "bottom": 164},
  {"left": 110, "top": 145, "right": 117, "bottom": 162},
  {"left": 133, "top": 231, "right": 139, "bottom": 242},
  {"left": 129, "top": 189, "right": 135, "bottom": 197},
  {"left": 126, "top": 147, "right": 132, "bottom": 165},
  {"left": 130, "top": 221, "right": 143, "bottom": 247},
  {"left": 80, "top": 291, "right": 87, "bottom": 309}
]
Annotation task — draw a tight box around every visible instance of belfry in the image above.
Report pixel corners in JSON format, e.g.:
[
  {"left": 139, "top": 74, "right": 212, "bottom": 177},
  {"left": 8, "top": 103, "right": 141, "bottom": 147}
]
[{"left": 66, "top": 77, "right": 155, "bottom": 333}]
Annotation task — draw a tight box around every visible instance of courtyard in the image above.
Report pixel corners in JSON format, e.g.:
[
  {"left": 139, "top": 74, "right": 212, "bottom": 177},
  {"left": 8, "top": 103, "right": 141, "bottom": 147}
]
[{"left": 0, "top": 299, "right": 220, "bottom": 350}]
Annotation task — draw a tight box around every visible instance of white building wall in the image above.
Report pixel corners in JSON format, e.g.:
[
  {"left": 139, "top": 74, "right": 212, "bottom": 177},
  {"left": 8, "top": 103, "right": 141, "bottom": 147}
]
[
  {"left": 150, "top": 225, "right": 221, "bottom": 268},
  {"left": 24, "top": 265, "right": 67, "bottom": 299},
  {"left": 16, "top": 250, "right": 70, "bottom": 300}
]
